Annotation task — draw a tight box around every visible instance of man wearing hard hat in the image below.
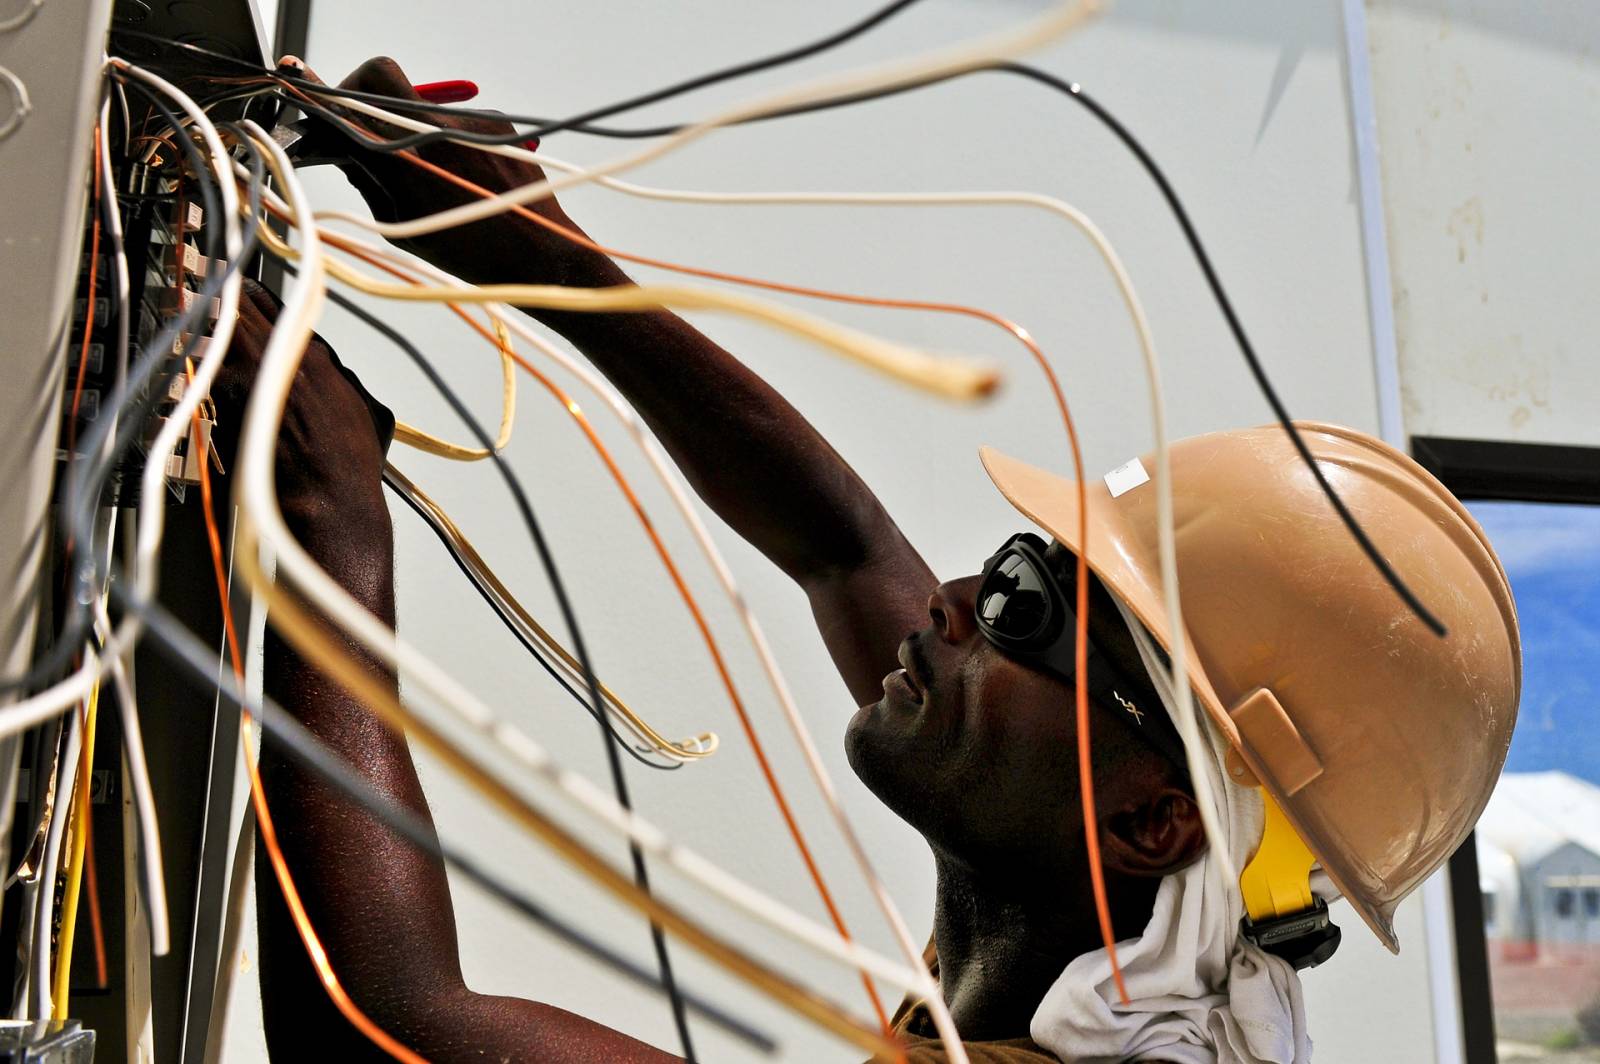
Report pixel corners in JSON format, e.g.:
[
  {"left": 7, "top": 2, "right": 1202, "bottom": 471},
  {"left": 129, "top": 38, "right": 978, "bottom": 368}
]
[{"left": 235, "top": 58, "right": 1521, "bottom": 1063}]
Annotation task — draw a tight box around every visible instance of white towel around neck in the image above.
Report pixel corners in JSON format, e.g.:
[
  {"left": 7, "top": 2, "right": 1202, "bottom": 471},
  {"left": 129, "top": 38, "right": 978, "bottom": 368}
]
[{"left": 1028, "top": 599, "right": 1314, "bottom": 1064}]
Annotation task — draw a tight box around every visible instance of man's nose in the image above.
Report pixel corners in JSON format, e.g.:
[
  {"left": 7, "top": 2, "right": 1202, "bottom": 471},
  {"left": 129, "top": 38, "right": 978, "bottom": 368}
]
[{"left": 928, "top": 575, "right": 984, "bottom": 645}]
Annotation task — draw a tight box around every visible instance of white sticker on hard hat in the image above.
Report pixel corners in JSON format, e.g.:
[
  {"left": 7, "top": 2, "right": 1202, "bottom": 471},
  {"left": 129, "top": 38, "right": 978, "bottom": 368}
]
[{"left": 1104, "top": 457, "right": 1150, "bottom": 498}]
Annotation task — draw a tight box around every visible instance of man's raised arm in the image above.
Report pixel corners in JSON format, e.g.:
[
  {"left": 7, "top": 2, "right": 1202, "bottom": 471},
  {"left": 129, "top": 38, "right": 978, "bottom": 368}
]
[{"left": 319, "top": 57, "right": 937, "bottom": 703}]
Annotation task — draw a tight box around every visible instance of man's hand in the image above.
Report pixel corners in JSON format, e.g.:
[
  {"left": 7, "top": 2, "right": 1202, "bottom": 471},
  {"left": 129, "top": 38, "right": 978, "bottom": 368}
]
[
  {"left": 297, "top": 56, "right": 617, "bottom": 289},
  {"left": 209, "top": 279, "right": 391, "bottom": 530}
]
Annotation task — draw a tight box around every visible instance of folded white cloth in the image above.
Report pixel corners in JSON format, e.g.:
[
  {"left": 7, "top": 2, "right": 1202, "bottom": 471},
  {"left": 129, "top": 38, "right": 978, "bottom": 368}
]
[{"left": 1029, "top": 600, "right": 1313, "bottom": 1064}]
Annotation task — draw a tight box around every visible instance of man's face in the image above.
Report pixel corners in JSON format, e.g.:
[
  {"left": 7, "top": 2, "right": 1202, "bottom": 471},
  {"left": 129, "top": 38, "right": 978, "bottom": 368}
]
[{"left": 846, "top": 543, "right": 1143, "bottom": 873}]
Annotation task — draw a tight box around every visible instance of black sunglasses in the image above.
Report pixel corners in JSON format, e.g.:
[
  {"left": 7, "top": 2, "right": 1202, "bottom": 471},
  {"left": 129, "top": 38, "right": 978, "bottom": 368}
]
[{"left": 975, "top": 533, "right": 1187, "bottom": 768}]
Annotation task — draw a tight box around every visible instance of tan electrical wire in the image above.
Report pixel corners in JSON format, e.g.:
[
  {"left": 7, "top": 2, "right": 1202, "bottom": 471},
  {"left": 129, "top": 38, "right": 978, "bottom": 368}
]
[
  {"left": 253, "top": 201, "right": 907, "bottom": 1034},
  {"left": 385, "top": 462, "right": 717, "bottom": 762},
  {"left": 233, "top": 528, "right": 901, "bottom": 1060},
  {"left": 391, "top": 316, "right": 517, "bottom": 461},
  {"left": 232, "top": 130, "right": 913, "bottom": 1057}
]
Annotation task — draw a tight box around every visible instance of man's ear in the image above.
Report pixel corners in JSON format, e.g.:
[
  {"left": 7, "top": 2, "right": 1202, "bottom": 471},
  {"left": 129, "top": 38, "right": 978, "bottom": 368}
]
[{"left": 1099, "top": 787, "right": 1208, "bottom": 877}]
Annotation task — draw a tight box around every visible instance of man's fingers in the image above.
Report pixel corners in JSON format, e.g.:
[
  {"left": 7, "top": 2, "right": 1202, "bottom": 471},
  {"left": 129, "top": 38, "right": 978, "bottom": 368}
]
[
  {"left": 339, "top": 55, "right": 424, "bottom": 102},
  {"left": 458, "top": 107, "right": 519, "bottom": 138}
]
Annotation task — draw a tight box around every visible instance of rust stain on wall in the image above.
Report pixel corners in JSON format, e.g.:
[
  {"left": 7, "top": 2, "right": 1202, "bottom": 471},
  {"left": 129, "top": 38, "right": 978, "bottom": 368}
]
[{"left": 1448, "top": 196, "right": 1485, "bottom": 263}]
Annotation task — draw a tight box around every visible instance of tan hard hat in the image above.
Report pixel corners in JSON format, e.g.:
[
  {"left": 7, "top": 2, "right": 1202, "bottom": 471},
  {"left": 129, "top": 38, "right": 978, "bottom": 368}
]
[{"left": 981, "top": 421, "right": 1520, "bottom": 952}]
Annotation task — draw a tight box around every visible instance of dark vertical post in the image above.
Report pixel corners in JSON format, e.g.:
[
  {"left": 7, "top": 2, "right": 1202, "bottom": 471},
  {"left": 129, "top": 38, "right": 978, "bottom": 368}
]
[{"left": 1448, "top": 837, "right": 1498, "bottom": 1064}]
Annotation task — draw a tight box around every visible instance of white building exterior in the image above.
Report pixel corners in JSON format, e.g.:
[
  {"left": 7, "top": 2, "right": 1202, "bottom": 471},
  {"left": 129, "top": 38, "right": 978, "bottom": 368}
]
[{"left": 1477, "top": 772, "right": 1600, "bottom": 950}]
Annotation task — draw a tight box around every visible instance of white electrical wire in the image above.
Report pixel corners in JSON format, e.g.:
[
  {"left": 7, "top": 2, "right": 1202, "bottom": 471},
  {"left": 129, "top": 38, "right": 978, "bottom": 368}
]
[
  {"left": 311, "top": 0, "right": 1098, "bottom": 242},
  {"left": 303, "top": 95, "right": 1234, "bottom": 882},
  {"left": 95, "top": 95, "right": 132, "bottom": 474},
  {"left": 204, "top": 571, "right": 271, "bottom": 1064},
  {"left": 0, "top": 661, "right": 100, "bottom": 742},
  {"left": 85, "top": 100, "right": 173, "bottom": 953},
  {"left": 94, "top": 59, "right": 247, "bottom": 960},
  {"left": 0, "top": 93, "right": 136, "bottom": 747},
  {"left": 105, "top": 60, "right": 244, "bottom": 624},
  {"left": 92, "top": 595, "right": 170, "bottom": 956},
  {"left": 229, "top": 5, "right": 1226, "bottom": 1050},
  {"left": 235, "top": 122, "right": 934, "bottom": 1000},
  {"left": 26, "top": 690, "right": 81, "bottom": 1019}
]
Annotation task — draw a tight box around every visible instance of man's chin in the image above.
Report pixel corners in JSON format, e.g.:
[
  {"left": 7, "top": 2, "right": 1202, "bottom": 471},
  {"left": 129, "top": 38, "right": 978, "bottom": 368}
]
[
  {"left": 845, "top": 697, "right": 931, "bottom": 803},
  {"left": 844, "top": 699, "right": 894, "bottom": 788}
]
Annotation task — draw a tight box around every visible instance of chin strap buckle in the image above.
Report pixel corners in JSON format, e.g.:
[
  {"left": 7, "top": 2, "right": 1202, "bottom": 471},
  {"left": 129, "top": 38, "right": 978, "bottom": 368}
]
[{"left": 1241, "top": 897, "right": 1342, "bottom": 970}]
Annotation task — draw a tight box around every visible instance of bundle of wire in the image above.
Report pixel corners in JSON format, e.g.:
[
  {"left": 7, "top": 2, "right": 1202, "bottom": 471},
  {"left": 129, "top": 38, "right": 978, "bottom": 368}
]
[
  {"left": 124, "top": 8, "right": 1107, "bottom": 1056},
  {"left": 6, "top": 0, "right": 1454, "bottom": 1057}
]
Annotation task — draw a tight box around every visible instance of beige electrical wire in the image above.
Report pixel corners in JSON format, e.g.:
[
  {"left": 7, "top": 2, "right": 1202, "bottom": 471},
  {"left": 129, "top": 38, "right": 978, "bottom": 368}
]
[
  {"left": 384, "top": 461, "right": 718, "bottom": 762},
  {"left": 259, "top": 227, "right": 996, "bottom": 401}
]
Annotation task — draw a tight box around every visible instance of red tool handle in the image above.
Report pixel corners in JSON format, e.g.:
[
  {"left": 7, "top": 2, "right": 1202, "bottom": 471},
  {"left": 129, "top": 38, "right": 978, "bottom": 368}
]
[
  {"left": 410, "top": 79, "right": 540, "bottom": 153},
  {"left": 414, "top": 79, "right": 480, "bottom": 104}
]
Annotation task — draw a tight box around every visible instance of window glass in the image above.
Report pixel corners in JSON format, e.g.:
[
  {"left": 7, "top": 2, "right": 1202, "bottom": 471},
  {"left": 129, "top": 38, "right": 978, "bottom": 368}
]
[{"left": 1469, "top": 501, "right": 1600, "bottom": 1059}]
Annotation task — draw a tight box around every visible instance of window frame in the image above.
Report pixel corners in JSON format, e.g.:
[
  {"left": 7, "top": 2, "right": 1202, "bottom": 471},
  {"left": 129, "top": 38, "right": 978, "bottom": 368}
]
[{"left": 1411, "top": 434, "right": 1600, "bottom": 1064}]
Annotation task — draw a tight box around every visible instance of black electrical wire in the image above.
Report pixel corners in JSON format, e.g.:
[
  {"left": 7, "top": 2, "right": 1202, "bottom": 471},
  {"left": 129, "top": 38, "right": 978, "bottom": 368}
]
[
  {"left": 454, "top": 0, "right": 928, "bottom": 140},
  {"left": 381, "top": 468, "right": 682, "bottom": 771},
  {"left": 112, "top": 583, "right": 777, "bottom": 1055},
  {"left": 279, "top": 61, "right": 1448, "bottom": 637},
  {"left": 0, "top": 79, "right": 260, "bottom": 696},
  {"left": 115, "top": 0, "right": 928, "bottom": 136},
  {"left": 271, "top": 261, "right": 698, "bottom": 1059},
  {"left": 14, "top": 5, "right": 1440, "bottom": 707}
]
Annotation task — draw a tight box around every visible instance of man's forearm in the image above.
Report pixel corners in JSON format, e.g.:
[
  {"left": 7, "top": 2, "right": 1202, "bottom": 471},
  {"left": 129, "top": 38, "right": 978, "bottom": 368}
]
[{"left": 523, "top": 248, "right": 906, "bottom": 585}]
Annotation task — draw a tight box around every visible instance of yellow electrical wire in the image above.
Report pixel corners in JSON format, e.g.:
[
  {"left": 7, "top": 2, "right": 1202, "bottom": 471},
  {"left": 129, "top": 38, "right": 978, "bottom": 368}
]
[
  {"left": 51, "top": 677, "right": 100, "bottom": 1019},
  {"left": 385, "top": 462, "right": 718, "bottom": 761},
  {"left": 391, "top": 316, "right": 518, "bottom": 461}
]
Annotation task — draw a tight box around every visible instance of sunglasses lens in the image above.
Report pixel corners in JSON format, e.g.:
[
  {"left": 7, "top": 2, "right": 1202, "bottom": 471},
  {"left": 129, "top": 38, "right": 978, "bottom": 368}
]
[{"left": 979, "top": 552, "right": 1050, "bottom": 640}]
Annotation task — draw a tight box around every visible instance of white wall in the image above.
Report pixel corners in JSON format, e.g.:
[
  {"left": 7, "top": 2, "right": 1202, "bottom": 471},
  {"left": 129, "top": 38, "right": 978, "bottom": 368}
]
[
  {"left": 216, "top": 2, "right": 1442, "bottom": 1060},
  {"left": 1368, "top": 1, "right": 1600, "bottom": 447}
]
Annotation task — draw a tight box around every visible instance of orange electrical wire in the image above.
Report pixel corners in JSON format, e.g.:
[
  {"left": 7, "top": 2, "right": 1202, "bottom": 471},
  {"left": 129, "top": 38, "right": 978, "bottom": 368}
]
[
  {"left": 285, "top": 222, "right": 899, "bottom": 1036},
  {"left": 278, "top": 85, "right": 1121, "bottom": 1003},
  {"left": 80, "top": 805, "right": 108, "bottom": 988},
  {"left": 185, "top": 362, "right": 426, "bottom": 1064},
  {"left": 58, "top": 126, "right": 112, "bottom": 995},
  {"left": 67, "top": 127, "right": 104, "bottom": 460},
  {"left": 326, "top": 107, "right": 1124, "bottom": 1004}
]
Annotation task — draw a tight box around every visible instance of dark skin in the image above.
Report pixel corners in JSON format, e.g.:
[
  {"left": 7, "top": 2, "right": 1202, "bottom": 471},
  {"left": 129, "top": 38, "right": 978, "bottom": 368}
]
[{"left": 222, "top": 57, "right": 1208, "bottom": 1062}]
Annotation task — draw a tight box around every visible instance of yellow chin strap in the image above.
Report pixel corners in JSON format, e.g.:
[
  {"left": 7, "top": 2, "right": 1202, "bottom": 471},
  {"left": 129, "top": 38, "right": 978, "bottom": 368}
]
[
  {"left": 1239, "top": 790, "right": 1317, "bottom": 922},
  {"left": 1235, "top": 788, "right": 1342, "bottom": 969}
]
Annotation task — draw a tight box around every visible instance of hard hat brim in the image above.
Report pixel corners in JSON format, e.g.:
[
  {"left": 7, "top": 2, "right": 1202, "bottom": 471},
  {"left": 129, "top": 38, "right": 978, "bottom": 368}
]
[{"left": 978, "top": 443, "right": 1402, "bottom": 955}]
